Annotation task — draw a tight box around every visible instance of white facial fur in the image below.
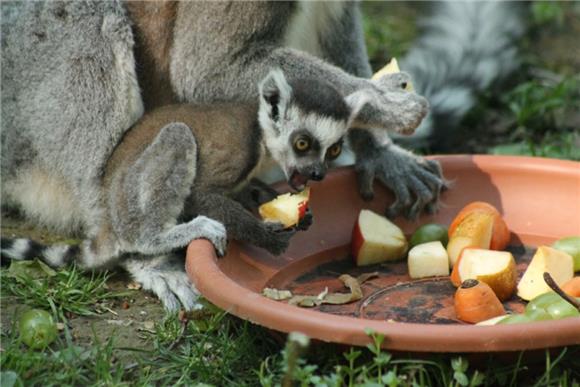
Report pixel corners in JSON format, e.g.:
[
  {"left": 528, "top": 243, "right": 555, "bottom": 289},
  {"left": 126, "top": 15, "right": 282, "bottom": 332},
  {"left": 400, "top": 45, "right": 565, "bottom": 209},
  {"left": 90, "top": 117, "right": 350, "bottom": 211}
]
[{"left": 258, "top": 69, "right": 350, "bottom": 180}]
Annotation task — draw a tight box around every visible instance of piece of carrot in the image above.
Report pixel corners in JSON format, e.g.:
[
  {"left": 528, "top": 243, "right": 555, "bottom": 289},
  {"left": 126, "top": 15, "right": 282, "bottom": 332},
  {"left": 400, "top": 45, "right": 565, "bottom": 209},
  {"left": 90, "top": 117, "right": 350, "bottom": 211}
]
[
  {"left": 454, "top": 279, "right": 506, "bottom": 324},
  {"left": 448, "top": 202, "right": 510, "bottom": 251},
  {"left": 561, "top": 277, "right": 580, "bottom": 297}
]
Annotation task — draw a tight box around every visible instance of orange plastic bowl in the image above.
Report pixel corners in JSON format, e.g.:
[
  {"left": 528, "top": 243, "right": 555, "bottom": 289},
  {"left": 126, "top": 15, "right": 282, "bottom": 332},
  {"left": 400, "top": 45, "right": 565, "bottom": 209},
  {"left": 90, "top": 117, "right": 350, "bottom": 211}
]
[{"left": 186, "top": 155, "right": 580, "bottom": 352}]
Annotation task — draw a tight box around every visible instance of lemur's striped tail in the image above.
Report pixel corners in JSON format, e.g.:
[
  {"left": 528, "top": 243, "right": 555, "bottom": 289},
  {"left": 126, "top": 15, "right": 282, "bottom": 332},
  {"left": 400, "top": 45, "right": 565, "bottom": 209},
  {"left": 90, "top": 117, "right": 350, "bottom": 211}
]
[{"left": 1, "top": 237, "right": 80, "bottom": 268}]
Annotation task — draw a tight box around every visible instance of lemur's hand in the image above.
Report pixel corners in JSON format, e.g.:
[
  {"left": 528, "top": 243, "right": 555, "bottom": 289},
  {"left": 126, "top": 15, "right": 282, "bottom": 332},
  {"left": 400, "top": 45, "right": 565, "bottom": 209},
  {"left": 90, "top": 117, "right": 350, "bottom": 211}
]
[
  {"left": 346, "top": 72, "right": 428, "bottom": 136},
  {"left": 295, "top": 209, "right": 313, "bottom": 231},
  {"left": 262, "top": 222, "right": 296, "bottom": 256},
  {"left": 349, "top": 130, "right": 449, "bottom": 220}
]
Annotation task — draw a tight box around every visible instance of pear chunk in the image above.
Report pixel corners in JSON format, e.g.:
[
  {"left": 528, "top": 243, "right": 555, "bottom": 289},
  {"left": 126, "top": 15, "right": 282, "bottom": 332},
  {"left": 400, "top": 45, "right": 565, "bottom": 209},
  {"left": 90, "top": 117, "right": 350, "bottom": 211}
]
[
  {"left": 517, "top": 246, "right": 573, "bottom": 301},
  {"left": 458, "top": 249, "right": 517, "bottom": 301}
]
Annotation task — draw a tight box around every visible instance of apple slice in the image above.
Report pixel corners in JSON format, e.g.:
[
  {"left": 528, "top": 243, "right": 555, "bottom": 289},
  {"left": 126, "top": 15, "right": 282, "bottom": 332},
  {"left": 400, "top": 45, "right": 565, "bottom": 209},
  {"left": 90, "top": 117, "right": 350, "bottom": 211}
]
[
  {"left": 517, "top": 246, "right": 574, "bottom": 301},
  {"left": 352, "top": 210, "right": 408, "bottom": 266},
  {"left": 258, "top": 188, "right": 310, "bottom": 228},
  {"left": 408, "top": 241, "right": 449, "bottom": 279},
  {"left": 458, "top": 248, "right": 517, "bottom": 301},
  {"left": 447, "top": 212, "right": 494, "bottom": 268}
]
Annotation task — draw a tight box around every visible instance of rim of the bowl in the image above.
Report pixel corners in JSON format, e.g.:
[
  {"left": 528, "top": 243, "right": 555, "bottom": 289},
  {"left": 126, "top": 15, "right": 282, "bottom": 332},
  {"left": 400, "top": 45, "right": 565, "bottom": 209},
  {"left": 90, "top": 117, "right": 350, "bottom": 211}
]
[{"left": 186, "top": 155, "right": 580, "bottom": 353}]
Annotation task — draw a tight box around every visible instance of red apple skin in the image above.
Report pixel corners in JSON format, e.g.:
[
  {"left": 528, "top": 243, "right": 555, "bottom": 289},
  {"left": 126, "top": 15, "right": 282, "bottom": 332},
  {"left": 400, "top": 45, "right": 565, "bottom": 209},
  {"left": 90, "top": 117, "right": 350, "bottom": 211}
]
[
  {"left": 351, "top": 221, "right": 364, "bottom": 260},
  {"left": 298, "top": 201, "right": 308, "bottom": 219}
]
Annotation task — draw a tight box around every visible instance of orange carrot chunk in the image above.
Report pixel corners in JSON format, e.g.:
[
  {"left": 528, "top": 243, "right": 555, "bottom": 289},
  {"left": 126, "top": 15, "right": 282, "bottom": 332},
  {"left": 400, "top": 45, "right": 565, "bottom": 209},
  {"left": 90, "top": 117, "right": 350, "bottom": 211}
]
[
  {"left": 562, "top": 277, "right": 580, "bottom": 297},
  {"left": 454, "top": 279, "right": 506, "bottom": 323}
]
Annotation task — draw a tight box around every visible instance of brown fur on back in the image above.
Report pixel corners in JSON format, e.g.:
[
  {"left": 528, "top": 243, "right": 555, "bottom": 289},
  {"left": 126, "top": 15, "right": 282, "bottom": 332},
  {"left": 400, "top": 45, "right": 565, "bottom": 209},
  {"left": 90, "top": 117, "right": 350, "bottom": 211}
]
[
  {"left": 124, "top": 1, "right": 178, "bottom": 110},
  {"left": 105, "top": 104, "right": 262, "bottom": 194}
]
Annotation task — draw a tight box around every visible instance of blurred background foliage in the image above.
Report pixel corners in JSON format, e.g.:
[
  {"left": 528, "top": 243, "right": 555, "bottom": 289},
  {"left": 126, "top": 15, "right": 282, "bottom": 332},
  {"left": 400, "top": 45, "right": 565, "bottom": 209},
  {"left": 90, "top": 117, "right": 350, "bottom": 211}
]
[{"left": 361, "top": 1, "right": 580, "bottom": 160}]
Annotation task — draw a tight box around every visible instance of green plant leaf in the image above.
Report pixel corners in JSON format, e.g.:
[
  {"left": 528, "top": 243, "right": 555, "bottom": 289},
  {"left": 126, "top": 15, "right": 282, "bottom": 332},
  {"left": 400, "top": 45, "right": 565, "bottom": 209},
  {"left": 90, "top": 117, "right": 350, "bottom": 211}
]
[{"left": 7, "top": 260, "right": 57, "bottom": 282}]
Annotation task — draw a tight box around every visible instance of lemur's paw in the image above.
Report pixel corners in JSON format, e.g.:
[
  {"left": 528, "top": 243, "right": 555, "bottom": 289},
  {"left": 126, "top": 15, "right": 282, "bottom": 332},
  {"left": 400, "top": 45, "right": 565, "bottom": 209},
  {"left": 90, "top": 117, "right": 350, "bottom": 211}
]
[
  {"left": 262, "top": 222, "right": 296, "bottom": 256},
  {"left": 192, "top": 216, "right": 228, "bottom": 257},
  {"left": 355, "top": 145, "right": 449, "bottom": 220},
  {"left": 347, "top": 75, "right": 428, "bottom": 135},
  {"left": 123, "top": 255, "right": 202, "bottom": 311},
  {"left": 295, "top": 209, "right": 313, "bottom": 231}
]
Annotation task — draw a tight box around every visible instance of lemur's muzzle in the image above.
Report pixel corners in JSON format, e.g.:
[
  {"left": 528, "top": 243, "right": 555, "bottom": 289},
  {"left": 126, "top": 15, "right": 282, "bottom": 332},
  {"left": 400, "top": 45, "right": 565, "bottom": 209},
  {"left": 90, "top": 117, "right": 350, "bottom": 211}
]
[{"left": 288, "top": 164, "right": 326, "bottom": 191}]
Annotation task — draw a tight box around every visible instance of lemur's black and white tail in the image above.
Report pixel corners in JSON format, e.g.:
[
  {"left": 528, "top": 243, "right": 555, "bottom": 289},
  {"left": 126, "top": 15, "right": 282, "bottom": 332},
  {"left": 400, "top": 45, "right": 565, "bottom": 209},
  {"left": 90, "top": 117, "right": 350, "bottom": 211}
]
[
  {"left": 1, "top": 237, "right": 80, "bottom": 268},
  {"left": 399, "top": 1, "right": 526, "bottom": 150}
]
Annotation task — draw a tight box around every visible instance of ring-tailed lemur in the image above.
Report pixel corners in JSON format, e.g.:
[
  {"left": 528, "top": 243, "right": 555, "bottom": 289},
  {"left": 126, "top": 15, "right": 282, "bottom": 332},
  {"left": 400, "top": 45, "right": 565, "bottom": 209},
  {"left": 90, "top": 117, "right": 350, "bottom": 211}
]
[{"left": 1, "top": 69, "right": 401, "bottom": 310}]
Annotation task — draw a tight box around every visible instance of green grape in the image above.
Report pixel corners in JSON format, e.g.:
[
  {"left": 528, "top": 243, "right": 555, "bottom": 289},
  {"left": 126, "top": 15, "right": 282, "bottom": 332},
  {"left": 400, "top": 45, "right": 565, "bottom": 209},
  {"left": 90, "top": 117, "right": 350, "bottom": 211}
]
[
  {"left": 525, "top": 292, "right": 562, "bottom": 314},
  {"left": 546, "top": 299, "right": 580, "bottom": 319},
  {"left": 409, "top": 224, "right": 449, "bottom": 248},
  {"left": 524, "top": 309, "right": 553, "bottom": 321},
  {"left": 18, "top": 309, "right": 57, "bottom": 349},
  {"left": 552, "top": 236, "right": 580, "bottom": 272}
]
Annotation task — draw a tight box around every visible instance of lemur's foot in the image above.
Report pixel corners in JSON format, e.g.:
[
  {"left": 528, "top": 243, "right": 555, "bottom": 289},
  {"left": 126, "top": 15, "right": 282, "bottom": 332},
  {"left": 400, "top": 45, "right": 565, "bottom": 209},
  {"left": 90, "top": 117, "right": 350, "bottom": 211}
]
[
  {"left": 123, "top": 254, "right": 202, "bottom": 311},
  {"left": 262, "top": 222, "right": 296, "bottom": 256},
  {"left": 355, "top": 143, "right": 449, "bottom": 220},
  {"left": 191, "top": 216, "right": 228, "bottom": 257}
]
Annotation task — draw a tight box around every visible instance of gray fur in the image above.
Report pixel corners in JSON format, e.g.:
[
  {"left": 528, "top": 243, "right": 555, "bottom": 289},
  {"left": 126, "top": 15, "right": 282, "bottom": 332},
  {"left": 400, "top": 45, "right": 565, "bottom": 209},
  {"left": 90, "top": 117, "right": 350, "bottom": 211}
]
[
  {"left": 1, "top": 1, "right": 448, "bottom": 309},
  {"left": 399, "top": 1, "right": 525, "bottom": 149}
]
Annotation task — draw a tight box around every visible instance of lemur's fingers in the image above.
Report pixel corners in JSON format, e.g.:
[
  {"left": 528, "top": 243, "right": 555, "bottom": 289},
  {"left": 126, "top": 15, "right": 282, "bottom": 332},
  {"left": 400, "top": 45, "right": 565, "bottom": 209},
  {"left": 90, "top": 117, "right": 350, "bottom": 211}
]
[
  {"left": 123, "top": 255, "right": 201, "bottom": 312},
  {"left": 355, "top": 163, "right": 376, "bottom": 202},
  {"left": 295, "top": 210, "right": 313, "bottom": 231}
]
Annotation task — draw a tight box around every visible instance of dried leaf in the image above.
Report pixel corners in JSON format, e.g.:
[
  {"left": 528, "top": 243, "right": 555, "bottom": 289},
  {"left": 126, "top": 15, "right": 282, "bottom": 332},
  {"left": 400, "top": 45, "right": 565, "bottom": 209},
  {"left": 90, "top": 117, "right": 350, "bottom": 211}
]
[
  {"left": 262, "top": 288, "right": 293, "bottom": 300},
  {"left": 127, "top": 282, "right": 142, "bottom": 290}
]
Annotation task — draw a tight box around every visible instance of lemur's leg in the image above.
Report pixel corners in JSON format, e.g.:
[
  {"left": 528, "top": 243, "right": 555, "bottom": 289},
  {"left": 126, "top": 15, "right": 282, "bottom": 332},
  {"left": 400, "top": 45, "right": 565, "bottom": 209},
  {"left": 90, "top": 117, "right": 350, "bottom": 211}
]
[
  {"left": 111, "top": 122, "right": 227, "bottom": 257},
  {"left": 186, "top": 191, "right": 296, "bottom": 256},
  {"left": 315, "top": 5, "right": 448, "bottom": 220}
]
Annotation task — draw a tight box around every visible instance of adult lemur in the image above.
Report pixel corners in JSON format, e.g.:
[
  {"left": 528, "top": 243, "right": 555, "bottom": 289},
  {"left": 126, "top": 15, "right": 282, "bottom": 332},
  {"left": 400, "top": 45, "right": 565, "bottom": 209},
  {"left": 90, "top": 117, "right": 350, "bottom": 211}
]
[{"left": 1, "top": 1, "right": 447, "bottom": 309}]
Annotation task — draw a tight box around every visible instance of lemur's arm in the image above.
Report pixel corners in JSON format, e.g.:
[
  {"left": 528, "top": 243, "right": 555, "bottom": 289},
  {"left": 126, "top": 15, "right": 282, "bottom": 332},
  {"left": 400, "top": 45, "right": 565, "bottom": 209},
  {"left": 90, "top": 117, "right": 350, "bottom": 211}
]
[
  {"left": 169, "top": 3, "right": 443, "bottom": 219},
  {"left": 311, "top": 3, "right": 448, "bottom": 220},
  {"left": 185, "top": 191, "right": 296, "bottom": 256}
]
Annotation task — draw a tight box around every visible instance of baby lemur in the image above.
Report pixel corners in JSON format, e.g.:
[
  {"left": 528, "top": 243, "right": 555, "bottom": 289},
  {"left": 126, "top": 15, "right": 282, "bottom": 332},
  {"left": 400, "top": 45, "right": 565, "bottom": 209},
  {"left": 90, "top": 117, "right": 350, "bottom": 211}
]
[{"left": 1, "top": 69, "right": 368, "bottom": 310}]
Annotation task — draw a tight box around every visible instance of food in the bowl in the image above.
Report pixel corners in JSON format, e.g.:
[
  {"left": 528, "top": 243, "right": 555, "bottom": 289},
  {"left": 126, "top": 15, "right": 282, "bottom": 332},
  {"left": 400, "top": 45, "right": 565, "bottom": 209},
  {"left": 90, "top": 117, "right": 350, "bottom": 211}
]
[
  {"left": 455, "top": 248, "right": 517, "bottom": 301},
  {"left": 475, "top": 315, "right": 508, "bottom": 326},
  {"left": 454, "top": 279, "right": 505, "bottom": 323},
  {"left": 524, "top": 291, "right": 580, "bottom": 319},
  {"left": 561, "top": 277, "right": 580, "bottom": 297},
  {"left": 498, "top": 314, "right": 533, "bottom": 324},
  {"left": 351, "top": 210, "right": 408, "bottom": 266},
  {"left": 446, "top": 211, "right": 494, "bottom": 267},
  {"left": 552, "top": 236, "right": 580, "bottom": 272},
  {"left": 259, "top": 188, "right": 310, "bottom": 228},
  {"left": 517, "top": 246, "right": 574, "bottom": 301},
  {"left": 448, "top": 202, "right": 510, "bottom": 251},
  {"left": 407, "top": 241, "right": 449, "bottom": 279},
  {"left": 409, "top": 223, "right": 449, "bottom": 248}
]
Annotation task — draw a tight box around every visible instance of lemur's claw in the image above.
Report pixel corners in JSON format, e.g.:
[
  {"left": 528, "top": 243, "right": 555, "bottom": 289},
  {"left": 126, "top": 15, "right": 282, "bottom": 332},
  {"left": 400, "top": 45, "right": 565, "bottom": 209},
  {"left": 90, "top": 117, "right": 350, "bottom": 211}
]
[{"left": 355, "top": 145, "right": 448, "bottom": 220}]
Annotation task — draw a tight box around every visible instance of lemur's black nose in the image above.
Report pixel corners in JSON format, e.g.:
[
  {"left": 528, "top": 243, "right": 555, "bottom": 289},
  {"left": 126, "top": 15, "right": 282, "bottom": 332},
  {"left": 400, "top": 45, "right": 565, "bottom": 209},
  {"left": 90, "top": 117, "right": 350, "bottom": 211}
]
[{"left": 310, "top": 171, "right": 325, "bottom": 181}]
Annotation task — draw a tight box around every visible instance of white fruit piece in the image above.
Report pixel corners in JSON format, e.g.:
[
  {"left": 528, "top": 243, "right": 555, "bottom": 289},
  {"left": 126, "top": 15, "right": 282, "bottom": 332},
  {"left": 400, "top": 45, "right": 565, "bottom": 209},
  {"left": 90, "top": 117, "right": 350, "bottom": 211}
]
[
  {"left": 475, "top": 315, "right": 508, "bottom": 326},
  {"left": 259, "top": 188, "right": 309, "bottom": 228},
  {"left": 407, "top": 241, "right": 450, "bottom": 279},
  {"left": 352, "top": 210, "right": 408, "bottom": 266},
  {"left": 447, "top": 212, "right": 494, "bottom": 268},
  {"left": 458, "top": 249, "right": 517, "bottom": 301},
  {"left": 517, "top": 246, "right": 574, "bottom": 301}
]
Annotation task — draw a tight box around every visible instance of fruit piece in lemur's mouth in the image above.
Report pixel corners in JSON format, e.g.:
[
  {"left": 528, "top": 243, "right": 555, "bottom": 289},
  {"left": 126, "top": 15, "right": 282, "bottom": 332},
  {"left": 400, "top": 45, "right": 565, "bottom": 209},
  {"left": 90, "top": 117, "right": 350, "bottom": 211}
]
[
  {"left": 259, "top": 188, "right": 310, "bottom": 228},
  {"left": 289, "top": 170, "right": 310, "bottom": 191}
]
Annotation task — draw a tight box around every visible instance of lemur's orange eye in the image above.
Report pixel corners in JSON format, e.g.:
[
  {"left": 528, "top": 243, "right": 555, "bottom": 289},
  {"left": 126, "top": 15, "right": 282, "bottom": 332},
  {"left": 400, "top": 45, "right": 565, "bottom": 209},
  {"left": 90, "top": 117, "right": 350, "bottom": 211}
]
[
  {"left": 327, "top": 143, "right": 342, "bottom": 159},
  {"left": 294, "top": 137, "right": 310, "bottom": 152}
]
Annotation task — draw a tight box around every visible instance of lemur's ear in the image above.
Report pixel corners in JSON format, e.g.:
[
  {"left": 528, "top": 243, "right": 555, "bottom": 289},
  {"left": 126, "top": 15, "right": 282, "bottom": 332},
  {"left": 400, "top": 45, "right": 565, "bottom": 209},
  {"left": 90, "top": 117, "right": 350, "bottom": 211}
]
[
  {"left": 345, "top": 90, "right": 373, "bottom": 129},
  {"left": 259, "top": 69, "right": 292, "bottom": 122}
]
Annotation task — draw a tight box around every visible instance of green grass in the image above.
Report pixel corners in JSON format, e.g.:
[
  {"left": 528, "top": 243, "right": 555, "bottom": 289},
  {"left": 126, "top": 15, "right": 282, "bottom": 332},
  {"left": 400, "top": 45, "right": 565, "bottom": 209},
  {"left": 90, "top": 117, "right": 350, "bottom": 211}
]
[{"left": 1, "top": 262, "right": 127, "bottom": 322}]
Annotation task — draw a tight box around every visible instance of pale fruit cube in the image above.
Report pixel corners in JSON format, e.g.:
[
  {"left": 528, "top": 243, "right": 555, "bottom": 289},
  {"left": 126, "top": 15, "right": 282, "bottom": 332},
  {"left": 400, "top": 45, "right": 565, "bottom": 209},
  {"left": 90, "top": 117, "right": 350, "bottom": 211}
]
[
  {"left": 408, "top": 241, "right": 449, "bottom": 279},
  {"left": 517, "top": 246, "right": 574, "bottom": 301},
  {"left": 259, "top": 188, "right": 309, "bottom": 228},
  {"left": 447, "top": 212, "right": 494, "bottom": 267},
  {"left": 458, "top": 248, "right": 517, "bottom": 301}
]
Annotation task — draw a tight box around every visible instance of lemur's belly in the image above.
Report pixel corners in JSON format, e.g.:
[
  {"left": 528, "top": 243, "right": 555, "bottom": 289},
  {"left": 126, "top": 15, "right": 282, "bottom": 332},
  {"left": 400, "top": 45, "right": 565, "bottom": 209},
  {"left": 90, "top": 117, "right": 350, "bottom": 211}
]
[{"left": 2, "top": 166, "right": 84, "bottom": 235}]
